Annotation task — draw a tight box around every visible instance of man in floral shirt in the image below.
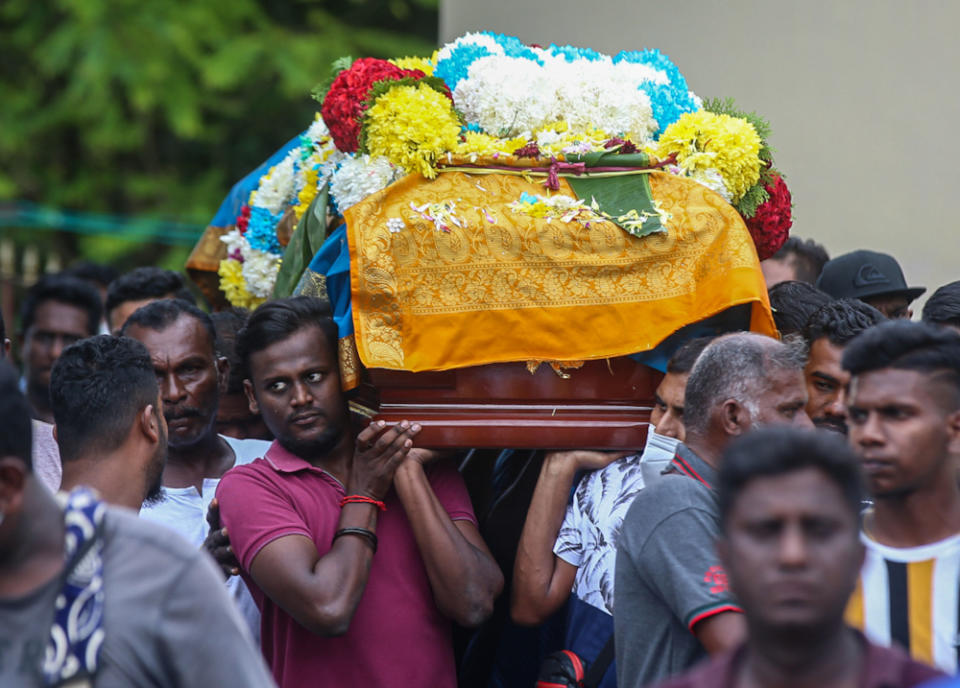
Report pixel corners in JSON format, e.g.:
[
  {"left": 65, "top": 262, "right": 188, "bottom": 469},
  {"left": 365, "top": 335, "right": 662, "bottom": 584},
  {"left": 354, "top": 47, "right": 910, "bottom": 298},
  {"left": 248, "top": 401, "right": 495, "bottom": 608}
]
[{"left": 510, "top": 337, "right": 712, "bottom": 687}]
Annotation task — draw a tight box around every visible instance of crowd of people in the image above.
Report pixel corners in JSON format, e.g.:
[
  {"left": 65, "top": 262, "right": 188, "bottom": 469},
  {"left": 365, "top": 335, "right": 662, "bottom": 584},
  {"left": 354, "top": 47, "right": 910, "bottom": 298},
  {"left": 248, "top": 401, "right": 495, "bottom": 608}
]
[{"left": 2, "top": 241, "right": 960, "bottom": 688}]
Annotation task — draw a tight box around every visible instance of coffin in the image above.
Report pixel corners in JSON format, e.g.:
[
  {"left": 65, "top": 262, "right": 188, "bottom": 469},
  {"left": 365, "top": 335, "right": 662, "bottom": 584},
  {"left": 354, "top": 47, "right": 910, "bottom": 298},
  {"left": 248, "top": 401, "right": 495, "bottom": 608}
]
[{"left": 366, "top": 356, "right": 660, "bottom": 450}]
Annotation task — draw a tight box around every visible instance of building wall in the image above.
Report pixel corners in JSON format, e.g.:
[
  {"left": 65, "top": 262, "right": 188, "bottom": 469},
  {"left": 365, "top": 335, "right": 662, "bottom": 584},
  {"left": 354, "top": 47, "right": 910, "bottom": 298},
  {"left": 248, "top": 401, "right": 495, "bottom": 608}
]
[{"left": 440, "top": 0, "right": 959, "bottom": 309}]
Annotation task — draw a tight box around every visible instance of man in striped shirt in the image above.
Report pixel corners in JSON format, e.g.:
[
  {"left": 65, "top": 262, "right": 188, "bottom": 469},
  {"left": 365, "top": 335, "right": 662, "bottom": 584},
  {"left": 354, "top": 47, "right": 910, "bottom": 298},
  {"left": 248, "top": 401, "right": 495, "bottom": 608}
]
[{"left": 843, "top": 321, "right": 960, "bottom": 673}]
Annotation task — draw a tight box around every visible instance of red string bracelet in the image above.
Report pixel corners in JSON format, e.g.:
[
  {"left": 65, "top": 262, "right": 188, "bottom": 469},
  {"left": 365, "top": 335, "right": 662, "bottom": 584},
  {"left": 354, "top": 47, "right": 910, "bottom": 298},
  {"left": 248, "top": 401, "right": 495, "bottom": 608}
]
[{"left": 339, "top": 495, "right": 387, "bottom": 511}]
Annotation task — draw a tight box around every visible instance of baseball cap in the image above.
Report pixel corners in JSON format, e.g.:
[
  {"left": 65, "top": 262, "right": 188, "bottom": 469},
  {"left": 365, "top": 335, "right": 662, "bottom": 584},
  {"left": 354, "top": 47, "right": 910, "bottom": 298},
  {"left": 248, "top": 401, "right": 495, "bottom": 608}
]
[{"left": 816, "top": 250, "right": 925, "bottom": 302}]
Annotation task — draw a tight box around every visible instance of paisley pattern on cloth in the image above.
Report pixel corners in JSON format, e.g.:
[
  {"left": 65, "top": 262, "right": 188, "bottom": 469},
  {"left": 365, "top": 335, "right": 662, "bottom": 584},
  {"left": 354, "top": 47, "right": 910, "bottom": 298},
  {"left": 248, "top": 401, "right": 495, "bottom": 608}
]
[
  {"left": 344, "top": 170, "right": 775, "bottom": 372},
  {"left": 44, "top": 488, "right": 106, "bottom": 688}
]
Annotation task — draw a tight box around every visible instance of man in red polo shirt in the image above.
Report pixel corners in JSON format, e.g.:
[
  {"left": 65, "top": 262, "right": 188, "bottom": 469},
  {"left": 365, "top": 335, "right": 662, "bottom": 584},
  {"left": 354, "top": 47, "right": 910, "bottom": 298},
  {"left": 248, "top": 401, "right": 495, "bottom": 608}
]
[{"left": 216, "top": 297, "right": 503, "bottom": 688}]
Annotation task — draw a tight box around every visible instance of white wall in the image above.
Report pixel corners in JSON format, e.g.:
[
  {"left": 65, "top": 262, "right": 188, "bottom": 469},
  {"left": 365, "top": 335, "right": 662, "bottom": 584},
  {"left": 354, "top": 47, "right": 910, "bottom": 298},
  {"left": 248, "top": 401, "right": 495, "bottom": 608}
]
[{"left": 440, "top": 0, "right": 959, "bottom": 309}]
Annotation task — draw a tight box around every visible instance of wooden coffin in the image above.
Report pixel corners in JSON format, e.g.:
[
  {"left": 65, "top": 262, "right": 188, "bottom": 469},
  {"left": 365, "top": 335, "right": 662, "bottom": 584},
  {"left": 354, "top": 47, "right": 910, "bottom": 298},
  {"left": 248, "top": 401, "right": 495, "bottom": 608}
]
[{"left": 367, "top": 356, "right": 661, "bottom": 450}]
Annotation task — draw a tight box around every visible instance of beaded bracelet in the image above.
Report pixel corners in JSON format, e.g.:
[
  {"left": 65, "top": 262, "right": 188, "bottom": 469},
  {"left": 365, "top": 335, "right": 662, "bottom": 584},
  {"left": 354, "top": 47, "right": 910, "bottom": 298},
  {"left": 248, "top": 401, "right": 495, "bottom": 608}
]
[
  {"left": 332, "top": 527, "right": 378, "bottom": 553},
  {"left": 339, "top": 495, "right": 387, "bottom": 511}
]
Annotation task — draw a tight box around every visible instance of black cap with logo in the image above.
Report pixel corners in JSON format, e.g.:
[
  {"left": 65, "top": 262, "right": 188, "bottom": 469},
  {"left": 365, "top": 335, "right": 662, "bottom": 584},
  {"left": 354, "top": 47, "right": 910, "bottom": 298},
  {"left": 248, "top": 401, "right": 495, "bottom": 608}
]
[{"left": 815, "top": 250, "right": 925, "bottom": 302}]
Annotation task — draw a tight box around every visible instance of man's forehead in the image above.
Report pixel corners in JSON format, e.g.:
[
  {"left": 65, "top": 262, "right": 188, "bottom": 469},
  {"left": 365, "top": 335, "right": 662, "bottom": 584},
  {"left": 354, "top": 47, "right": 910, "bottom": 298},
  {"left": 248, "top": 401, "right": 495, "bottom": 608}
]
[
  {"left": 849, "top": 367, "right": 937, "bottom": 403},
  {"left": 127, "top": 316, "right": 215, "bottom": 360},
  {"left": 32, "top": 300, "right": 90, "bottom": 332},
  {"left": 250, "top": 327, "right": 333, "bottom": 373},
  {"left": 731, "top": 467, "right": 851, "bottom": 518}
]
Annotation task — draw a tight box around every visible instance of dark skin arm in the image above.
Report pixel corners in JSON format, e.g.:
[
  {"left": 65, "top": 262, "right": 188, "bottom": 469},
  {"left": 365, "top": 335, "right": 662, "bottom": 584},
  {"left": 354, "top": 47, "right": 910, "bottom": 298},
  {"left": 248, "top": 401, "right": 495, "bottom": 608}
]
[
  {"left": 695, "top": 611, "right": 747, "bottom": 655},
  {"left": 511, "top": 450, "right": 626, "bottom": 625},
  {"left": 392, "top": 443, "right": 503, "bottom": 628},
  {"left": 245, "top": 421, "right": 418, "bottom": 636}
]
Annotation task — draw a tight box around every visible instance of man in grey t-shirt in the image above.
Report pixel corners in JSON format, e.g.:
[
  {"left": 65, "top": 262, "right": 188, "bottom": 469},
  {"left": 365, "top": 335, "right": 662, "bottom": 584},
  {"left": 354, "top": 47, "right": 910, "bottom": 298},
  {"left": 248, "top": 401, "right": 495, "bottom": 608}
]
[
  {"left": 0, "top": 347, "right": 274, "bottom": 687},
  {"left": 614, "top": 334, "right": 812, "bottom": 688}
]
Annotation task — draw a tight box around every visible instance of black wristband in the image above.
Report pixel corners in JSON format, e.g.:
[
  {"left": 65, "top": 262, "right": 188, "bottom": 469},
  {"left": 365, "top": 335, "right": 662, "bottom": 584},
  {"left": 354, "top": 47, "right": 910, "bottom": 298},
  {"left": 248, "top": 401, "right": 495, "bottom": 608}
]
[{"left": 333, "top": 527, "right": 378, "bottom": 553}]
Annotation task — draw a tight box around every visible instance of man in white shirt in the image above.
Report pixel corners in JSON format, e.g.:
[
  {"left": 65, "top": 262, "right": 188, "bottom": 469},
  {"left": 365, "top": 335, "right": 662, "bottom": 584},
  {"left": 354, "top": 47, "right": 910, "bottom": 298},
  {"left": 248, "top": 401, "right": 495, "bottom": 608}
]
[{"left": 122, "top": 299, "right": 268, "bottom": 640}]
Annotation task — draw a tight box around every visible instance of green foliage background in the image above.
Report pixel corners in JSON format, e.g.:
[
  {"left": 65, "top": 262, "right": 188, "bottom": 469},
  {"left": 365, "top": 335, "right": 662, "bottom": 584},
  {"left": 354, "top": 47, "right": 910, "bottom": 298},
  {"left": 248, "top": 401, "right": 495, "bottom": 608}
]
[{"left": 0, "top": 0, "right": 438, "bottom": 270}]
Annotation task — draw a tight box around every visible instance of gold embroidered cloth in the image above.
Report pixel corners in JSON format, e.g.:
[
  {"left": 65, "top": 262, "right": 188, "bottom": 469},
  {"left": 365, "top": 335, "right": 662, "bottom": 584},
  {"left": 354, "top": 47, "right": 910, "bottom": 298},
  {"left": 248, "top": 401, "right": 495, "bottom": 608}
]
[{"left": 344, "top": 170, "right": 775, "bottom": 372}]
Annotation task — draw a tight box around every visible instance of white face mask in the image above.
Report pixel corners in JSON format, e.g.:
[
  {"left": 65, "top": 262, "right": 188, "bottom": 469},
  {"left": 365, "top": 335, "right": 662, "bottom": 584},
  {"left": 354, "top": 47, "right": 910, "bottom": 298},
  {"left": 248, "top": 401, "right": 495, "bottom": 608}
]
[{"left": 640, "top": 427, "right": 680, "bottom": 485}]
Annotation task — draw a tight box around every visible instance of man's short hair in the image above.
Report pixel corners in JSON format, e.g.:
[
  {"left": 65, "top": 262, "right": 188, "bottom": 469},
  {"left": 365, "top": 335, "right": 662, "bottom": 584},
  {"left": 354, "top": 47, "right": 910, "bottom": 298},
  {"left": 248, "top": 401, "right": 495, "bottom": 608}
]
[
  {"left": 803, "top": 298, "right": 886, "bottom": 347},
  {"left": 62, "top": 261, "right": 119, "bottom": 289},
  {"left": 683, "top": 334, "right": 807, "bottom": 436},
  {"left": 105, "top": 267, "right": 196, "bottom": 315},
  {"left": 666, "top": 336, "right": 715, "bottom": 375},
  {"left": 718, "top": 427, "right": 864, "bottom": 529},
  {"left": 922, "top": 281, "right": 960, "bottom": 329},
  {"left": 120, "top": 298, "right": 217, "bottom": 354},
  {"left": 842, "top": 320, "right": 960, "bottom": 409},
  {"left": 769, "top": 237, "right": 830, "bottom": 284},
  {"left": 0, "top": 362, "right": 33, "bottom": 469},
  {"left": 237, "top": 297, "right": 336, "bottom": 380},
  {"left": 20, "top": 275, "right": 103, "bottom": 336},
  {"left": 50, "top": 335, "right": 159, "bottom": 462},
  {"left": 212, "top": 308, "right": 249, "bottom": 394},
  {"left": 768, "top": 281, "right": 833, "bottom": 336}
]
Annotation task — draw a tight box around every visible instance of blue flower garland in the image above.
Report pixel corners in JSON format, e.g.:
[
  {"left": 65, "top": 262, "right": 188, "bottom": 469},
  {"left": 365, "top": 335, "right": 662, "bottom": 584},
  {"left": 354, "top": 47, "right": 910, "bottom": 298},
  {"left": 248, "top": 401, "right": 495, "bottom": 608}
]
[{"left": 246, "top": 206, "right": 285, "bottom": 254}]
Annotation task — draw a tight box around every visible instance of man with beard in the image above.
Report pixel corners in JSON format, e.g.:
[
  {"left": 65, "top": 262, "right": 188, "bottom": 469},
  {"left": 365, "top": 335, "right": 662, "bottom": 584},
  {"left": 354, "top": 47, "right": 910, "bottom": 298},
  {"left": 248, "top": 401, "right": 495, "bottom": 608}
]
[
  {"left": 652, "top": 428, "right": 941, "bottom": 688},
  {"left": 122, "top": 299, "right": 270, "bottom": 639},
  {"left": 802, "top": 299, "right": 885, "bottom": 435},
  {"left": 843, "top": 321, "right": 960, "bottom": 673},
  {"left": 215, "top": 297, "right": 503, "bottom": 688},
  {"left": 52, "top": 335, "right": 167, "bottom": 509},
  {"left": 512, "top": 336, "right": 713, "bottom": 688},
  {"left": 615, "top": 333, "right": 813, "bottom": 688},
  {"left": 0, "top": 360, "right": 275, "bottom": 687}
]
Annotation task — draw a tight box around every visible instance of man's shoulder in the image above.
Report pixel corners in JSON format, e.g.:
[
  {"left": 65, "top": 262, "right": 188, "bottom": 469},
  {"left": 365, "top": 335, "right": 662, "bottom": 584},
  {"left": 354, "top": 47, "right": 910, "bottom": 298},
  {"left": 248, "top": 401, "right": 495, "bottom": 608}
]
[
  {"left": 650, "top": 651, "right": 736, "bottom": 688},
  {"left": 222, "top": 436, "right": 271, "bottom": 467},
  {"left": 623, "top": 472, "right": 714, "bottom": 527},
  {"left": 103, "top": 505, "right": 203, "bottom": 566}
]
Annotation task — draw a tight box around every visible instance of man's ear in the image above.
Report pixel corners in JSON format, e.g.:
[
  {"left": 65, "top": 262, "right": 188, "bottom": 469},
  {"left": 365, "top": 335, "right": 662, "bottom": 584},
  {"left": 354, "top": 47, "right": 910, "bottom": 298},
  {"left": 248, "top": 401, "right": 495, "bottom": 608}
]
[
  {"left": 0, "top": 456, "right": 28, "bottom": 518},
  {"left": 721, "top": 399, "right": 746, "bottom": 436},
  {"left": 140, "top": 404, "right": 161, "bottom": 446},
  {"left": 243, "top": 379, "right": 259, "bottom": 415},
  {"left": 946, "top": 408, "right": 960, "bottom": 456},
  {"left": 216, "top": 355, "right": 230, "bottom": 396}
]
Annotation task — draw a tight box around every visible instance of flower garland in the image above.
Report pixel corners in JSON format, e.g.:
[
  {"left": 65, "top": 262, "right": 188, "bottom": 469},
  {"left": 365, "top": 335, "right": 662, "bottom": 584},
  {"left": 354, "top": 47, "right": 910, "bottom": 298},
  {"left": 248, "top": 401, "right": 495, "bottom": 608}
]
[
  {"left": 329, "top": 154, "right": 403, "bottom": 213},
  {"left": 320, "top": 58, "right": 425, "bottom": 153},
  {"left": 213, "top": 33, "right": 792, "bottom": 308},
  {"left": 655, "top": 110, "right": 763, "bottom": 202},
  {"left": 745, "top": 173, "right": 793, "bottom": 260},
  {"left": 362, "top": 81, "right": 462, "bottom": 178}
]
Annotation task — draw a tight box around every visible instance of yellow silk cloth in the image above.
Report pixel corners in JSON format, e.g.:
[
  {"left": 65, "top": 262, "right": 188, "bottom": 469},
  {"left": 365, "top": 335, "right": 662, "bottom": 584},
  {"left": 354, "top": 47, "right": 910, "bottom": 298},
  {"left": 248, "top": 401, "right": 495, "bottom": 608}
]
[{"left": 344, "top": 170, "right": 775, "bottom": 372}]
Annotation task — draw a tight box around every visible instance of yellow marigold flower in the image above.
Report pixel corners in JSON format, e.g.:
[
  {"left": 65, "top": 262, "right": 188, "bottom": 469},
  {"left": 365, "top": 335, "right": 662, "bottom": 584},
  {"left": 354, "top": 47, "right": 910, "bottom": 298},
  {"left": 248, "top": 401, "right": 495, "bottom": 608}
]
[
  {"left": 218, "top": 258, "right": 264, "bottom": 310},
  {"left": 364, "top": 83, "right": 461, "bottom": 179},
  {"left": 389, "top": 55, "right": 435, "bottom": 76},
  {"left": 293, "top": 166, "right": 320, "bottom": 220},
  {"left": 656, "top": 111, "right": 762, "bottom": 202}
]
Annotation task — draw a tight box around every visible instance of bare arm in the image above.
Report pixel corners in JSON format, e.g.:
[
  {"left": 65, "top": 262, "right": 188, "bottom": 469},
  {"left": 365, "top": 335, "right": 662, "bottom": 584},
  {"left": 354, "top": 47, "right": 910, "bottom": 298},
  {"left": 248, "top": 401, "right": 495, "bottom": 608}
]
[
  {"left": 248, "top": 421, "right": 415, "bottom": 636},
  {"left": 694, "top": 611, "right": 747, "bottom": 655},
  {"left": 392, "top": 448, "right": 504, "bottom": 628},
  {"left": 511, "top": 451, "right": 625, "bottom": 625}
]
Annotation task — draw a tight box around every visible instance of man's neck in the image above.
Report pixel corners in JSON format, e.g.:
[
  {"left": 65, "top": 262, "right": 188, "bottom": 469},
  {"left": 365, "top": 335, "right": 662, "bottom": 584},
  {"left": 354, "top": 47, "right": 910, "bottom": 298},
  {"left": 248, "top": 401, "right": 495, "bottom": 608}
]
[
  {"left": 306, "top": 432, "right": 355, "bottom": 486},
  {"left": 739, "top": 624, "right": 861, "bottom": 688},
  {"left": 683, "top": 432, "right": 722, "bottom": 471},
  {"left": 27, "top": 383, "right": 53, "bottom": 424},
  {"left": 0, "top": 481, "right": 66, "bottom": 598},
  {"left": 869, "top": 473, "right": 960, "bottom": 548},
  {"left": 61, "top": 455, "right": 145, "bottom": 511},
  {"left": 164, "top": 432, "right": 235, "bottom": 492}
]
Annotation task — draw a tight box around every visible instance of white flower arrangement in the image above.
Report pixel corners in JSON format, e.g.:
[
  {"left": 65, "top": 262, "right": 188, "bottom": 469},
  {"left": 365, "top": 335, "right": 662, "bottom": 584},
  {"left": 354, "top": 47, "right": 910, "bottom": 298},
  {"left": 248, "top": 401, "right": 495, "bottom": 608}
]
[{"left": 329, "top": 154, "right": 403, "bottom": 213}]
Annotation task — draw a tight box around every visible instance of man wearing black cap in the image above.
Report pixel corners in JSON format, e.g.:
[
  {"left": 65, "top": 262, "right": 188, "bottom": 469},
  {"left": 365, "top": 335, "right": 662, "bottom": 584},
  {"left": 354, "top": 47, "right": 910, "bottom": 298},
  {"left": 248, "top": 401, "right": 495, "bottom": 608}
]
[{"left": 816, "top": 250, "right": 925, "bottom": 319}]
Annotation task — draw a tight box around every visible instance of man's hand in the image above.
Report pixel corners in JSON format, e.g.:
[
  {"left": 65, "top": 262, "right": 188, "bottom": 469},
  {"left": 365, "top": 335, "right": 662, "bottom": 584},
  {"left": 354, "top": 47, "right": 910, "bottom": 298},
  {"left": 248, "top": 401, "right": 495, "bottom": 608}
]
[
  {"left": 204, "top": 498, "right": 240, "bottom": 578},
  {"left": 546, "top": 449, "right": 631, "bottom": 473},
  {"left": 349, "top": 420, "right": 422, "bottom": 500}
]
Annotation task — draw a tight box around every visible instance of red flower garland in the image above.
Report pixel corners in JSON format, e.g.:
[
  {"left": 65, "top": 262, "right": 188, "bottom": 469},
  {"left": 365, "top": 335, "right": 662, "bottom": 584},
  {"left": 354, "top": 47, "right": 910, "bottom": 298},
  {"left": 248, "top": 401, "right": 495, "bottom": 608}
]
[
  {"left": 321, "top": 58, "right": 425, "bottom": 153},
  {"left": 745, "top": 173, "right": 793, "bottom": 261}
]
